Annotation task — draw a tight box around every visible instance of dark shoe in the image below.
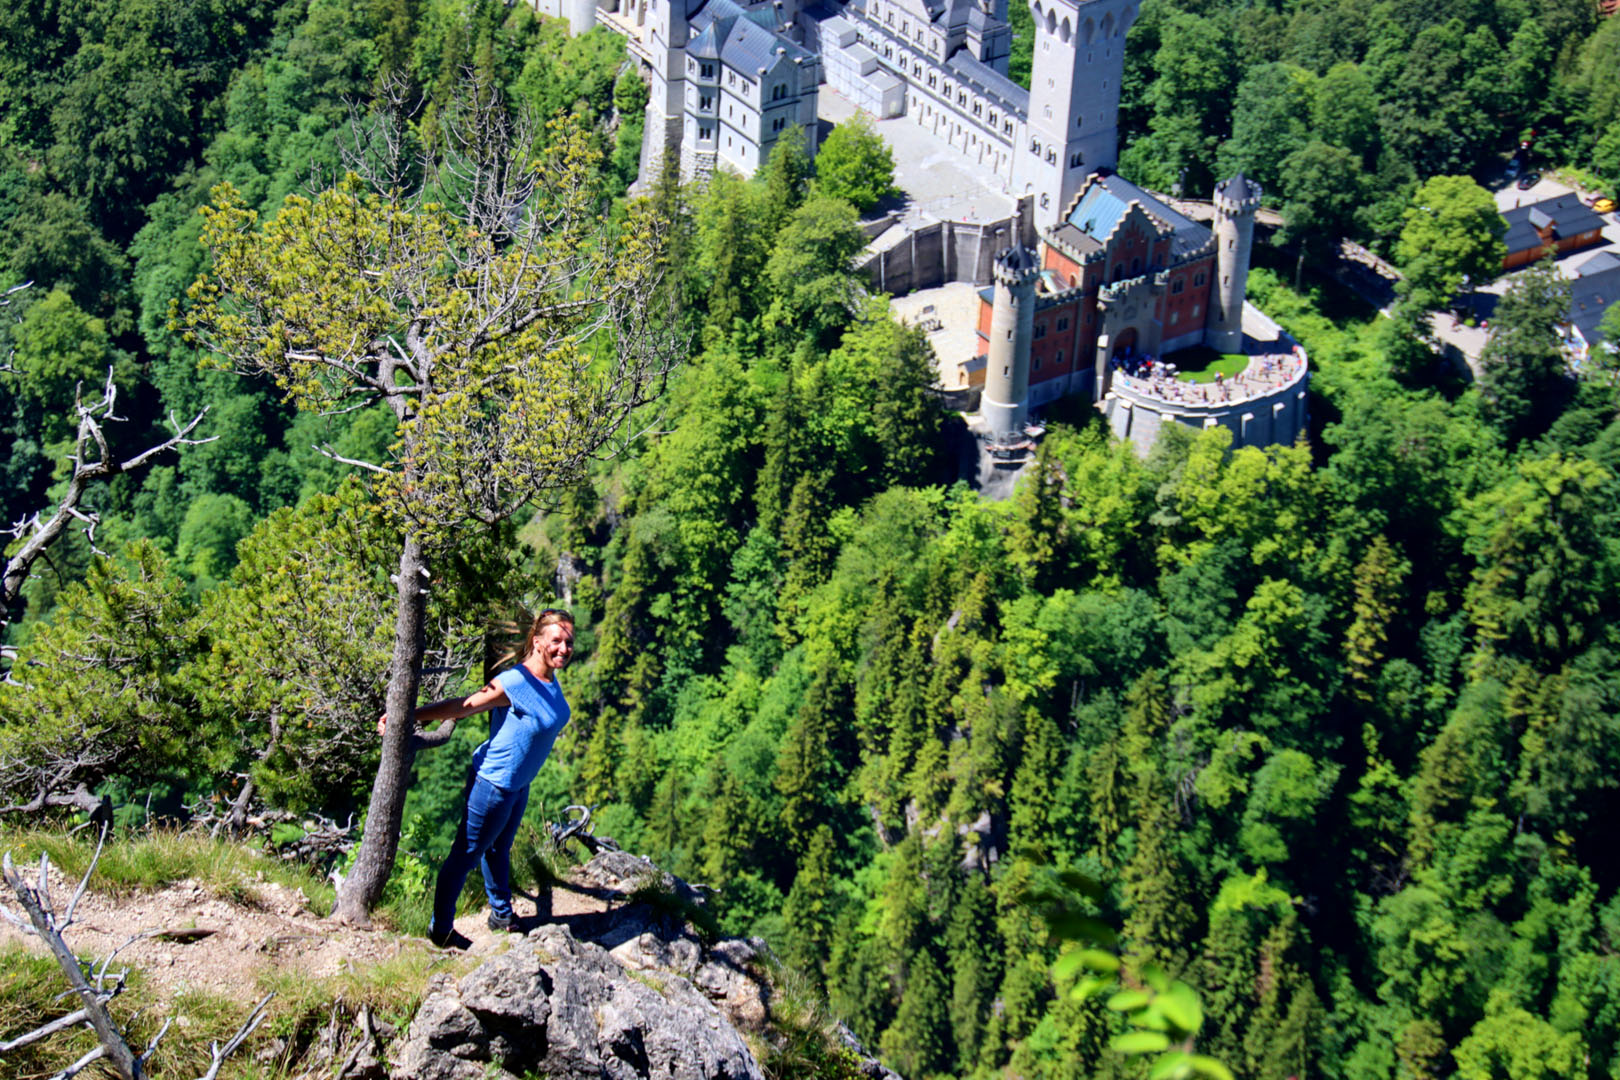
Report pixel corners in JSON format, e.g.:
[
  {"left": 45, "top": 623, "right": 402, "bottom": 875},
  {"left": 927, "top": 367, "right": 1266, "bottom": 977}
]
[
  {"left": 487, "top": 910, "right": 515, "bottom": 933},
  {"left": 428, "top": 926, "right": 472, "bottom": 950}
]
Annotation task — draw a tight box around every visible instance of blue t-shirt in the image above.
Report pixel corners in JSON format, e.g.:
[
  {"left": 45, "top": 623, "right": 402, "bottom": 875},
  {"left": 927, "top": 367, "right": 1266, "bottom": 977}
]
[{"left": 471, "top": 666, "right": 571, "bottom": 792}]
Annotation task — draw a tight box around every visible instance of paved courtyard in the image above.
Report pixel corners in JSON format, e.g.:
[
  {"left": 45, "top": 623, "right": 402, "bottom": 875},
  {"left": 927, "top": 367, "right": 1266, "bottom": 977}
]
[
  {"left": 819, "top": 85, "right": 1017, "bottom": 226},
  {"left": 889, "top": 281, "right": 986, "bottom": 389}
]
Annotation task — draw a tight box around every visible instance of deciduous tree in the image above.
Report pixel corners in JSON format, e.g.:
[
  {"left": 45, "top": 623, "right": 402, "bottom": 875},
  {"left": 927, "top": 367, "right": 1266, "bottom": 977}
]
[{"left": 183, "top": 79, "right": 680, "bottom": 923}]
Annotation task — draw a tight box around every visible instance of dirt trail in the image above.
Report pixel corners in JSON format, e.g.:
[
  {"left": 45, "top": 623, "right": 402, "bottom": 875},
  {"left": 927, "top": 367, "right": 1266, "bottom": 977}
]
[{"left": 0, "top": 867, "right": 615, "bottom": 1004}]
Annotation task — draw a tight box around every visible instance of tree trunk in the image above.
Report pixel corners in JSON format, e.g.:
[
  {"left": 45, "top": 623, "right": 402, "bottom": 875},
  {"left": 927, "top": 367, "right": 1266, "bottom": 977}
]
[{"left": 330, "top": 533, "right": 428, "bottom": 925}]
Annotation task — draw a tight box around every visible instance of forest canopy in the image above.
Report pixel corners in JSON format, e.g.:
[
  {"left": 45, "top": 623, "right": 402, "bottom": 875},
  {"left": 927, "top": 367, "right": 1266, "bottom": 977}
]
[{"left": 2, "top": 1, "right": 1620, "bottom": 1078}]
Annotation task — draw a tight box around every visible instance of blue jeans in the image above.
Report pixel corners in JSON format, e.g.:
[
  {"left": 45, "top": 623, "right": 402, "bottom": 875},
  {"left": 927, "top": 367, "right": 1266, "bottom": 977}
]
[{"left": 430, "top": 774, "right": 529, "bottom": 937}]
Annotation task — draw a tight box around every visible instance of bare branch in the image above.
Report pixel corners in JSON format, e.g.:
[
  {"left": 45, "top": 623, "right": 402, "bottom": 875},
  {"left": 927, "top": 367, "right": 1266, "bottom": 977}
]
[
  {"left": 0, "top": 378, "right": 215, "bottom": 654},
  {"left": 313, "top": 444, "right": 391, "bottom": 475},
  {"left": 0, "top": 1006, "right": 90, "bottom": 1053},
  {"left": 48, "top": 1043, "right": 107, "bottom": 1080},
  {"left": 63, "top": 822, "right": 110, "bottom": 926},
  {"left": 2, "top": 848, "right": 142, "bottom": 1079},
  {"left": 195, "top": 993, "right": 275, "bottom": 1080}
]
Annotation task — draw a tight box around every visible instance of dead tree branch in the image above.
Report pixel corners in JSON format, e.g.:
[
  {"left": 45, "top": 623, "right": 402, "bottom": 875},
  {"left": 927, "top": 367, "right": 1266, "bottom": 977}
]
[
  {"left": 0, "top": 370, "right": 214, "bottom": 653},
  {"left": 0, "top": 825, "right": 273, "bottom": 1079}
]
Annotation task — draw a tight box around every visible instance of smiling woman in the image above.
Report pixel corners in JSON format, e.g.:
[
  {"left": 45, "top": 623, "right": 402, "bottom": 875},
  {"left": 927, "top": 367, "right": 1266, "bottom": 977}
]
[{"left": 379, "top": 608, "right": 576, "bottom": 949}]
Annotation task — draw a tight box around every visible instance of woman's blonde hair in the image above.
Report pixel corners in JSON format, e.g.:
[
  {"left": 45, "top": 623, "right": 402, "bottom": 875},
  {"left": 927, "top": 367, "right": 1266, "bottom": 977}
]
[{"left": 492, "top": 608, "right": 574, "bottom": 669}]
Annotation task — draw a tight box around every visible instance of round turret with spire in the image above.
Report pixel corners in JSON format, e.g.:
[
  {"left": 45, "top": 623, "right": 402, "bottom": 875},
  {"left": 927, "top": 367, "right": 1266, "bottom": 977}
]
[
  {"left": 1208, "top": 172, "right": 1261, "bottom": 353},
  {"left": 982, "top": 246, "right": 1041, "bottom": 438}
]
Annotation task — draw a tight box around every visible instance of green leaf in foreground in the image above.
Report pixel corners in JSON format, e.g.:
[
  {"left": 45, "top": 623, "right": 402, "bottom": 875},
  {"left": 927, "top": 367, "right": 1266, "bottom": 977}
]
[{"left": 1112, "top": 1030, "right": 1172, "bottom": 1054}]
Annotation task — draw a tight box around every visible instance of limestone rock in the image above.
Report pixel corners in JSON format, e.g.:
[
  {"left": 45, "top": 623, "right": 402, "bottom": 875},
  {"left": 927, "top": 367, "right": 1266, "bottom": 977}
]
[{"left": 391, "top": 924, "right": 766, "bottom": 1080}]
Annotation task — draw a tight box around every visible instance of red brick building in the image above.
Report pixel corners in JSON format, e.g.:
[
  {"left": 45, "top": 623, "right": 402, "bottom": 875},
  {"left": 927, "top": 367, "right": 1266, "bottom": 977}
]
[{"left": 969, "top": 171, "right": 1253, "bottom": 412}]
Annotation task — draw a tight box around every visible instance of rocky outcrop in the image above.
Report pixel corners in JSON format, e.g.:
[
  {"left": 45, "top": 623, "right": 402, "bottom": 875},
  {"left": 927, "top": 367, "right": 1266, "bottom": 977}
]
[
  {"left": 391, "top": 851, "right": 898, "bottom": 1080},
  {"left": 392, "top": 923, "right": 765, "bottom": 1080}
]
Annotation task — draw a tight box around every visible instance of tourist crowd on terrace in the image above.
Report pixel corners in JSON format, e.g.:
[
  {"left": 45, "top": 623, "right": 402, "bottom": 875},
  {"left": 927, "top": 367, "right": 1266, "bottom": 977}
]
[{"left": 1110, "top": 346, "right": 1307, "bottom": 406}]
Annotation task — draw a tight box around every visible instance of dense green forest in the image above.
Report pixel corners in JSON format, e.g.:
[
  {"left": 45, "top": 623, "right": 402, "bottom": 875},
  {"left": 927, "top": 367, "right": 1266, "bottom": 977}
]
[{"left": 3, "top": 1, "right": 1620, "bottom": 1078}]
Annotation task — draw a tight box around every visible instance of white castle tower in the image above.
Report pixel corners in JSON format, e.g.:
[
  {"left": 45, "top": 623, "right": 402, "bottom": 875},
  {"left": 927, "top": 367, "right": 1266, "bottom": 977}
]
[
  {"left": 981, "top": 246, "right": 1040, "bottom": 437},
  {"left": 1208, "top": 172, "right": 1260, "bottom": 353},
  {"left": 639, "top": 0, "right": 694, "bottom": 179},
  {"left": 1015, "top": 0, "right": 1139, "bottom": 216}
]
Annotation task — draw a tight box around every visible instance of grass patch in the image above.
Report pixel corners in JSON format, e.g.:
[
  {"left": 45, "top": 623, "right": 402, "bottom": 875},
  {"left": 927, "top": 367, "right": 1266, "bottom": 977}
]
[
  {"left": 0, "top": 827, "right": 335, "bottom": 914},
  {"left": 0, "top": 942, "right": 463, "bottom": 1080},
  {"left": 1164, "top": 346, "right": 1249, "bottom": 382},
  {"left": 754, "top": 958, "right": 872, "bottom": 1080}
]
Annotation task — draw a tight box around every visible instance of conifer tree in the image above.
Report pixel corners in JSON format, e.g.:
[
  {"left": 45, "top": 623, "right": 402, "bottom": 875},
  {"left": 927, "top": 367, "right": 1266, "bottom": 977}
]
[
  {"left": 774, "top": 673, "right": 841, "bottom": 852},
  {"left": 945, "top": 873, "right": 1002, "bottom": 1071},
  {"left": 879, "top": 946, "right": 951, "bottom": 1077},
  {"left": 1119, "top": 673, "right": 1197, "bottom": 974},
  {"left": 1345, "top": 534, "right": 1410, "bottom": 699},
  {"left": 781, "top": 824, "right": 841, "bottom": 989}
]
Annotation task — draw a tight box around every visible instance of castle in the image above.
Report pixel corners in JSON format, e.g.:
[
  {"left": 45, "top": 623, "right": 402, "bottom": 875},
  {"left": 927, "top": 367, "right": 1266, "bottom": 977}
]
[
  {"left": 536, "top": 0, "right": 1308, "bottom": 451},
  {"left": 558, "top": 0, "right": 1138, "bottom": 213}
]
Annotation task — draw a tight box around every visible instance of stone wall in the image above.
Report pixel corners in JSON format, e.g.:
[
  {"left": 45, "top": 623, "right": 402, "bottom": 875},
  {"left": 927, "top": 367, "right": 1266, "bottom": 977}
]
[
  {"left": 859, "top": 200, "right": 1034, "bottom": 291},
  {"left": 1103, "top": 330, "right": 1309, "bottom": 454}
]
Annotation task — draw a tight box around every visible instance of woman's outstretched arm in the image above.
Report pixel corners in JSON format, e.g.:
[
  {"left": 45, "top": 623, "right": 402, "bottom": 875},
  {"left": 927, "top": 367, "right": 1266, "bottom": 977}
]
[{"left": 377, "top": 680, "right": 511, "bottom": 737}]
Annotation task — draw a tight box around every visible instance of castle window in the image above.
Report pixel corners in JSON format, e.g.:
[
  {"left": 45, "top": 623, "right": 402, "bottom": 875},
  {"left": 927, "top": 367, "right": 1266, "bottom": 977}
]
[
  {"left": 1030, "top": 138, "right": 1039, "bottom": 153},
  {"left": 1041, "top": 193, "right": 1050, "bottom": 208},
  {"left": 1076, "top": 114, "right": 1083, "bottom": 128},
  {"left": 1193, "top": 272, "right": 1205, "bottom": 286},
  {"left": 886, "top": 9, "right": 893, "bottom": 23},
  {"left": 1004, "top": 120, "right": 1013, "bottom": 134},
  {"left": 773, "top": 116, "right": 786, "bottom": 132},
  {"left": 1172, "top": 278, "right": 1185, "bottom": 294},
  {"left": 1170, "top": 311, "right": 1179, "bottom": 325},
  {"left": 1003, "top": 365, "right": 1010, "bottom": 376},
  {"left": 928, "top": 73, "right": 937, "bottom": 87},
  {"left": 1034, "top": 322, "right": 1048, "bottom": 339},
  {"left": 700, "top": 95, "right": 713, "bottom": 110},
  {"left": 1046, "top": 149, "right": 1056, "bottom": 164},
  {"left": 699, "top": 125, "right": 713, "bottom": 140},
  {"left": 773, "top": 83, "right": 786, "bottom": 100},
  {"left": 973, "top": 102, "right": 982, "bottom": 117},
  {"left": 1069, "top": 152, "right": 1081, "bottom": 168},
  {"left": 1044, "top": 105, "right": 1052, "bottom": 119},
  {"left": 958, "top": 91, "right": 967, "bottom": 105},
  {"left": 901, "top": 20, "right": 907, "bottom": 33},
  {"left": 915, "top": 62, "right": 922, "bottom": 76},
  {"left": 1113, "top": 262, "right": 1124, "bottom": 280},
  {"left": 700, "top": 62, "right": 715, "bottom": 78},
  {"left": 989, "top": 110, "right": 997, "bottom": 125},
  {"left": 1057, "top": 349, "right": 1064, "bottom": 364},
  {"left": 1057, "top": 316, "right": 1069, "bottom": 331},
  {"left": 1192, "top": 304, "right": 1201, "bottom": 317},
  {"left": 1034, "top": 354, "right": 1042, "bottom": 370}
]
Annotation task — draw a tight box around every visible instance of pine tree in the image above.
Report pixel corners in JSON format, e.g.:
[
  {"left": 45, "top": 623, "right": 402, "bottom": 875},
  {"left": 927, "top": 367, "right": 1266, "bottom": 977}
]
[
  {"left": 1345, "top": 534, "right": 1410, "bottom": 700},
  {"left": 1009, "top": 707, "right": 1064, "bottom": 861},
  {"left": 781, "top": 825, "right": 842, "bottom": 990},
  {"left": 945, "top": 873, "right": 1002, "bottom": 1072},
  {"left": 1008, "top": 439, "right": 1068, "bottom": 591},
  {"left": 1119, "top": 672, "right": 1197, "bottom": 974},
  {"left": 879, "top": 946, "right": 951, "bottom": 1078},
  {"left": 774, "top": 673, "right": 839, "bottom": 852},
  {"left": 700, "top": 763, "right": 754, "bottom": 883}
]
